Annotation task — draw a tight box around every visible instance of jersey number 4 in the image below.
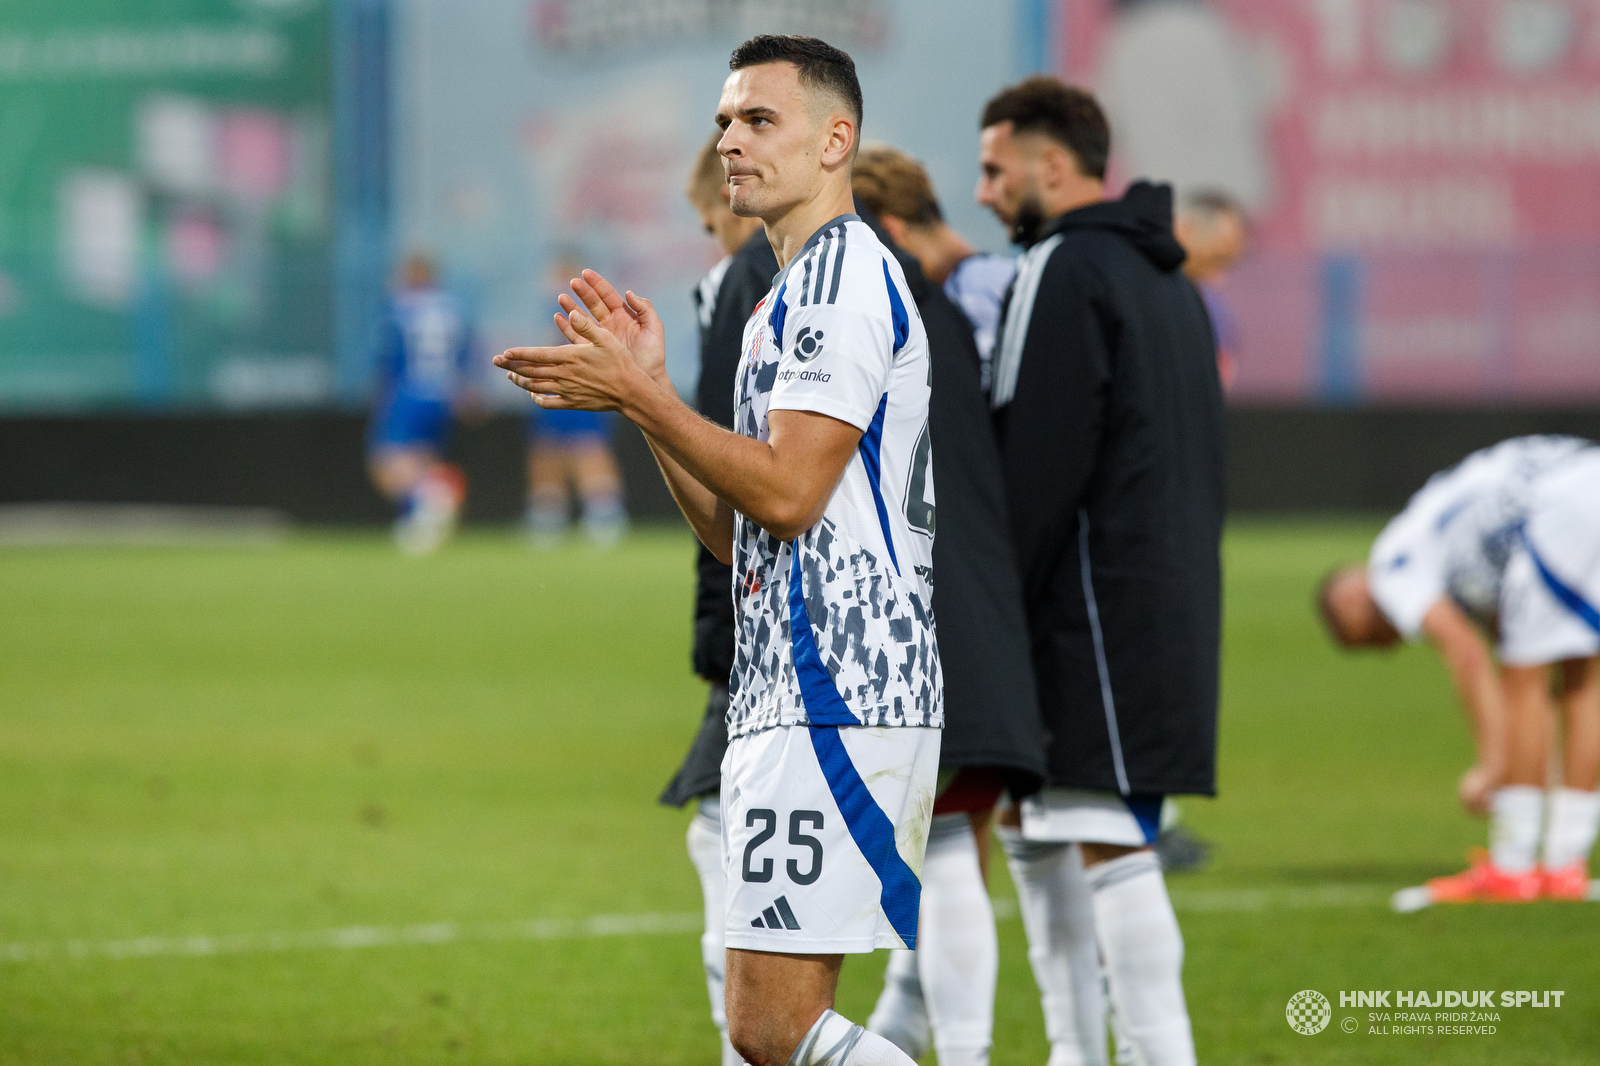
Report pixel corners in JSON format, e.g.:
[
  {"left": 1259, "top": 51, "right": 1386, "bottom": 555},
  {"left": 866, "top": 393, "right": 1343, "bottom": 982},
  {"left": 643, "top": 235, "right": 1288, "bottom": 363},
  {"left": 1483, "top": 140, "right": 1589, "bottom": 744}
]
[
  {"left": 742, "top": 809, "right": 824, "bottom": 885},
  {"left": 904, "top": 421, "right": 935, "bottom": 537}
]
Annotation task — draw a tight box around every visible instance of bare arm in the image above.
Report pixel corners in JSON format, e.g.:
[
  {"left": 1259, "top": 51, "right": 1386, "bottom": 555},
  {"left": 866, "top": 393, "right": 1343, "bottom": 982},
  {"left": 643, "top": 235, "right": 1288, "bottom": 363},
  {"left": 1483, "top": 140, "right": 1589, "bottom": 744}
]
[
  {"left": 628, "top": 394, "right": 860, "bottom": 551},
  {"left": 639, "top": 431, "right": 737, "bottom": 561},
  {"left": 1420, "top": 599, "right": 1506, "bottom": 814},
  {"left": 493, "top": 271, "right": 860, "bottom": 562}
]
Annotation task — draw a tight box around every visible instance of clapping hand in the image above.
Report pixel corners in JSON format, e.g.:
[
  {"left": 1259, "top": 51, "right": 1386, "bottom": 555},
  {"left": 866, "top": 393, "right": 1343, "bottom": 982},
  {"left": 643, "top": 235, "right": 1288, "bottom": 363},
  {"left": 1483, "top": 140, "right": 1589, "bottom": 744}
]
[{"left": 494, "top": 270, "right": 666, "bottom": 411}]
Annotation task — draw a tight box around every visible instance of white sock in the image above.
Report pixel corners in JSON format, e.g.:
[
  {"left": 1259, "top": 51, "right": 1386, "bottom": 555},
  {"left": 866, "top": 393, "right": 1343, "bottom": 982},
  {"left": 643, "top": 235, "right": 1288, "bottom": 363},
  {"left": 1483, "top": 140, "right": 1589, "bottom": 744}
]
[
  {"left": 998, "top": 826, "right": 1108, "bottom": 1066},
  {"left": 1543, "top": 788, "right": 1600, "bottom": 870},
  {"left": 1489, "top": 786, "right": 1544, "bottom": 872},
  {"left": 687, "top": 802, "right": 741, "bottom": 1066},
  {"left": 788, "top": 1009, "right": 916, "bottom": 1065},
  {"left": 1086, "top": 850, "right": 1195, "bottom": 1066},
  {"left": 866, "top": 949, "right": 928, "bottom": 1058},
  {"left": 916, "top": 814, "right": 996, "bottom": 1066}
]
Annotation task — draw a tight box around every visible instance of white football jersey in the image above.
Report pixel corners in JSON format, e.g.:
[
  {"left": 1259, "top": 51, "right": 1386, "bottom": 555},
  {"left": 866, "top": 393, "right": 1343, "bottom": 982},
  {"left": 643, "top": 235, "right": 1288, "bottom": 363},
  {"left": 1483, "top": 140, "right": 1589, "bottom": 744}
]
[
  {"left": 726, "top": 215, "right": 941, "bottom": 739},
  {"left": 1368, "top": 435, "right": 1594, "bottom": 637}
]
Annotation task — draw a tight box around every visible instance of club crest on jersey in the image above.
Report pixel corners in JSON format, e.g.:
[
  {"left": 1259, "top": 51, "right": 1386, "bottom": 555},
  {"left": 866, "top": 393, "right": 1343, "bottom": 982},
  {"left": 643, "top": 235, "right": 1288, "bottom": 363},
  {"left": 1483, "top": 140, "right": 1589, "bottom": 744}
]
[
  {"left": 746, "top": 328, "right": 764, "bottom": 370},
  {"left": 792, "top": 326, "right": 824, "bottom": 363}
]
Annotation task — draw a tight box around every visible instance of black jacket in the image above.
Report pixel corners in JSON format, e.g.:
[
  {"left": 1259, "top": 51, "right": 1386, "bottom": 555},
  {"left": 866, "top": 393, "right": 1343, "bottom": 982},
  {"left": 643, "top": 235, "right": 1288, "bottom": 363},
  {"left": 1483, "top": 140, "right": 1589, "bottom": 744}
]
[
  {"left": 690, "top": 229, "right": 781, "bottom": 684},
  {"left": 863, "top": 212, "right": 1046, "bottom": 796},
  {"left": 993, "top": 182, "right": 1224, "bottom": 796},
  {"left": 660, "top": 229, "right": 779, "bottom": 807}
]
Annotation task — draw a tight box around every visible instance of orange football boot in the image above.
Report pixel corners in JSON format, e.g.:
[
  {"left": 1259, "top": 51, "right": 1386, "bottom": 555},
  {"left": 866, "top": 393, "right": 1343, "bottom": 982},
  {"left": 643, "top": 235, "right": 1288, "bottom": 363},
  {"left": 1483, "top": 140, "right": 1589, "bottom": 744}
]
[
  {"left": 1540, "top": 862, "right": 1591, "bottom": 902},
  {"left": 1425, "top": 849, "right": 1542, "bottom": 904}
]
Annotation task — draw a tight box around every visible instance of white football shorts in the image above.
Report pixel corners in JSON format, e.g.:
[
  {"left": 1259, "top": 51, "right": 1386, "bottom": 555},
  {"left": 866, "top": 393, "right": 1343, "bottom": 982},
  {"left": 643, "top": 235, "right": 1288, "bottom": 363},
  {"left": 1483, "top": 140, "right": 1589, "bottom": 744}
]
[
  {"left": 1499, "top": 453, "right": 1600, "bottom": 667},
  {"left": 721, "top": 723, "right": 940, "bottom": 954},
  {"left": 1019, "top": 787, "right": 1165, "bottom": 847}
]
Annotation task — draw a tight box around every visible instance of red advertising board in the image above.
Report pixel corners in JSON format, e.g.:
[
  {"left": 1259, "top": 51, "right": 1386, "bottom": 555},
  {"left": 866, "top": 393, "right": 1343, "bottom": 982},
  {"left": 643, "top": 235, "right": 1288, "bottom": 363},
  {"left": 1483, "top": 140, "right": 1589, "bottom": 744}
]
[{"left": 1061, "top": 0, "right": 1600, "bottom": 403}]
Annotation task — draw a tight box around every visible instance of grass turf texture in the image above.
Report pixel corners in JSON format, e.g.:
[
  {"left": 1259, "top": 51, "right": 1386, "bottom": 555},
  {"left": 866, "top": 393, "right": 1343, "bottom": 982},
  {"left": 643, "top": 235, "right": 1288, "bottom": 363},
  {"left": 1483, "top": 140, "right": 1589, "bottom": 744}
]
[{"left": 1, "top": 522, "right": 1594, "bottom": 1065}]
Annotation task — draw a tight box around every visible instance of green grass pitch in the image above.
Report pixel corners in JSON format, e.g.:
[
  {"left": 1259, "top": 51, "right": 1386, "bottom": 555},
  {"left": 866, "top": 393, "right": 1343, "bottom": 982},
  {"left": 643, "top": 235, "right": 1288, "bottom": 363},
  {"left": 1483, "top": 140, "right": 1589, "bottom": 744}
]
[{"left": 1, "top": 522, "right": 1594, "bottom": 1064}]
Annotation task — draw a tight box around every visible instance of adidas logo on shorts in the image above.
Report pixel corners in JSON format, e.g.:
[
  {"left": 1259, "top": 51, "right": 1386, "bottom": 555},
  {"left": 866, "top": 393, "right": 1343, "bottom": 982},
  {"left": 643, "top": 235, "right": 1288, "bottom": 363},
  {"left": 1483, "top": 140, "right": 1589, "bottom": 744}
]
[{"left": 750, "top": 895, "right": 802, "bottom": 930}]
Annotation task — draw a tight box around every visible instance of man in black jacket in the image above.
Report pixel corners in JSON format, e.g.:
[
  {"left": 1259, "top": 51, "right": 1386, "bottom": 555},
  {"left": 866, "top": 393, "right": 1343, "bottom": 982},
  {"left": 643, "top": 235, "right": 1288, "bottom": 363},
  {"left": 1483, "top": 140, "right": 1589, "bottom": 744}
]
[
  {"left": 656, "top": 133, "right": 778, "bottom": 1066},
  {"left": 977, "top": 78, "right": 1225, "bottom": 1066}
]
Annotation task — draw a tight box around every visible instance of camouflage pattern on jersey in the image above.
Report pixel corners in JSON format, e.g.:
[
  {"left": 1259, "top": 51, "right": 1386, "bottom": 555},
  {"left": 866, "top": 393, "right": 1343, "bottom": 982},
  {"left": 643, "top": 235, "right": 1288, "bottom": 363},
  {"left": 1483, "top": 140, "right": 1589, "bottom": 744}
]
[{"left": 727, "top": 515, "right": 942, "bottom": 738}]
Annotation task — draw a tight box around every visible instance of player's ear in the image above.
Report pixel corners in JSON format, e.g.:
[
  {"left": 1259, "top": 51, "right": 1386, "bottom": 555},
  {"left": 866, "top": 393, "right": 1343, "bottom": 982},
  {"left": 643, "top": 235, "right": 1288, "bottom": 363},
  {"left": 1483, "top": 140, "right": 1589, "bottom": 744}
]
[
  {"left": 821, "top": 114, "right": 855, "bottom": 169},
  {"left": 1039, "top": 142, "right": 1072, "bottom": 192}
]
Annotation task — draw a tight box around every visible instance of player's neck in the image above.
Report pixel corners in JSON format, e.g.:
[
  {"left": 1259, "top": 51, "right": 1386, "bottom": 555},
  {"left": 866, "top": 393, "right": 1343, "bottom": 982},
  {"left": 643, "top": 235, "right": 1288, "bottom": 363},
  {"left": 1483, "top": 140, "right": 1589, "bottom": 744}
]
[
  {"left": 900, "top": 224, "right": 975, "bottom": 287},
  {"left": 763, "top": 184, "right": 857, "bottom": 269},
  {"left": 1041, "top": 179, "right": 1106, "bottom": 226}
]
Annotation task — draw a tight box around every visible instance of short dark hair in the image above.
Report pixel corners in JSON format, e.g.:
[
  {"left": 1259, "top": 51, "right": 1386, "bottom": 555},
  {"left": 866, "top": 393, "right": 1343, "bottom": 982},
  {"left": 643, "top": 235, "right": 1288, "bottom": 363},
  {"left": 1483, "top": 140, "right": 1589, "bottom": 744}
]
[
  {"left": 981, "top": 76, "right": 1110, "bottom": 180},
  {"left": 729, "top": 34, "right": 863, "bottom": 131}
]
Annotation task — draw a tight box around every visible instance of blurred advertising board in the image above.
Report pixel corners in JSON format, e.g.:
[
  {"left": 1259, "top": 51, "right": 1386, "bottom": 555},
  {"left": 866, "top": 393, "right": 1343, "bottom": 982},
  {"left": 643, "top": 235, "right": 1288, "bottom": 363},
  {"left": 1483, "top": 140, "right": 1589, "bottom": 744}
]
[
  {"left": 0, "top": 0, "right": 334, "bottom": 411},
  {"left": 393, "top": 0, "right": 1023, "bottom": 404},
  {"left": 1063, "top": 0, "right": 1600, "bottom": 404}
]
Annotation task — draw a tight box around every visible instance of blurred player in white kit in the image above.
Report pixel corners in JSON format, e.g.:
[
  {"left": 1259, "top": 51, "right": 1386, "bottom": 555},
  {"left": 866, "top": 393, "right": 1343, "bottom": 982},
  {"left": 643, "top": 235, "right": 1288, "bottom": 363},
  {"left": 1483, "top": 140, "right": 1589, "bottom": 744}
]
[
  {"left": 1320, "top": 436, "right": 1600, "bottom": 905},
  {"left": 497, "top": 35, "right": 940, "bottom": 1066}
]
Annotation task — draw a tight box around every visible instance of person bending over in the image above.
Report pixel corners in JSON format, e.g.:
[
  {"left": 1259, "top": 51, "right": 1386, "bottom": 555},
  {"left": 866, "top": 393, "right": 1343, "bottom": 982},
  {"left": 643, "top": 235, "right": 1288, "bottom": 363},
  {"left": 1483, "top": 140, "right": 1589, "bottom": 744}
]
[{"left": 1320, "top": 436, "right": 1600, "bottom": 904}]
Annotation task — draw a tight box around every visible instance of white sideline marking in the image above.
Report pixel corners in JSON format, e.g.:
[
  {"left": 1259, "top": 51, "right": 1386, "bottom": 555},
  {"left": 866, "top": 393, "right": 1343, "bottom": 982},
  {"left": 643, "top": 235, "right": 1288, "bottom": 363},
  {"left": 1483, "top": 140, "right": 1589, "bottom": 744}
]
[
  {"left": 0, "top": 886, "right": 1388, "bottom": 966},
  {"left": 0, "top": 912, "right": 703, "bottom": 965}
]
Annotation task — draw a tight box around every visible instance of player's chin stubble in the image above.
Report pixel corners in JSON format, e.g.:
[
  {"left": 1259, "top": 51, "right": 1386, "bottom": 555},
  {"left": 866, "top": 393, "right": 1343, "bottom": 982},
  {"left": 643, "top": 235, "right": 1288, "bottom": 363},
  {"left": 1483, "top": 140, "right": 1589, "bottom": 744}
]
[{"left": 728, "top": 184, "right": 768, "bottom": 220}]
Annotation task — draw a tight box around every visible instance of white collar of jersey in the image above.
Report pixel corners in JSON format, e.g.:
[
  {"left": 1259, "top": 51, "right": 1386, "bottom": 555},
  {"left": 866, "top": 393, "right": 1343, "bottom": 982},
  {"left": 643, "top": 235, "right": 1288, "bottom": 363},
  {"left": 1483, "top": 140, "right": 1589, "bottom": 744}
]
[{"left": 771, "top": 213, "right": 861, "bottom": 290}]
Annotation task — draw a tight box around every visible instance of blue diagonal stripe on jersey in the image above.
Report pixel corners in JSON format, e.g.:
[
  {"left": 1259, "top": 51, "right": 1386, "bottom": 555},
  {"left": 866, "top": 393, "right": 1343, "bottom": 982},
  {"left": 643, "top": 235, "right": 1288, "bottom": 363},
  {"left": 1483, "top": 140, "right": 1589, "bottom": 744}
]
[
  {"left": 857, "top": 395, "right": 900, "bottom": 575},
  {"left": 808, "top": 725, "right": 921, "bottom": 948},
  {"left": 1520, "top": 526, "right": 1600, "bottom": 635},
  {"left": 787, "top": 545, "right": 860, "bottom": 726},
  {"left": 882, "top": 260, "right": 909, "bottom": 354},
  {"left": 769, "top": 280, "right": 789, "bottom": 351}
]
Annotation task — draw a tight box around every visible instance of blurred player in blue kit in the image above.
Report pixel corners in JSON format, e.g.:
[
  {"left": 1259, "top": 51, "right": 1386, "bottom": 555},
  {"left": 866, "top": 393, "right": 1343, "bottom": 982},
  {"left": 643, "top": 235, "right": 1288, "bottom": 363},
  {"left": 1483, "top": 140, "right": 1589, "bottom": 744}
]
[
  {"left": 1320, "top": 437, "right": 1600, "bottom": 906},
  {"left": 524, "top": 255, "right": 630, "bottom": 549},
  {"left": 498, "top": 35, "right": 941, "bottom": 1066},
  {"left": 366, "top": 253, "right": 478, "bottom": 555}
]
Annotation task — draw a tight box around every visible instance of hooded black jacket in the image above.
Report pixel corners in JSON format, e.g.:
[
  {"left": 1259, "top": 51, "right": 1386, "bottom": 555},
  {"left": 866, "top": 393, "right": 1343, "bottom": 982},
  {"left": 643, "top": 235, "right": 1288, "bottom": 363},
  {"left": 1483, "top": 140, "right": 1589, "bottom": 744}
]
[{"left": 993, "top": 181, "right": 1224, "bottom": 796}]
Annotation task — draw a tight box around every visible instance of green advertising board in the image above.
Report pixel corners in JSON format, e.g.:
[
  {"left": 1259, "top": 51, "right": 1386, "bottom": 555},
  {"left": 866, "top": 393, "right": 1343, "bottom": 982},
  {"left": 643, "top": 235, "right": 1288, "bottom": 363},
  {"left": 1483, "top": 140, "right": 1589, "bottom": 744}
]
[{"left": 0, "top": 0, "right": 333, "bottom": 411}]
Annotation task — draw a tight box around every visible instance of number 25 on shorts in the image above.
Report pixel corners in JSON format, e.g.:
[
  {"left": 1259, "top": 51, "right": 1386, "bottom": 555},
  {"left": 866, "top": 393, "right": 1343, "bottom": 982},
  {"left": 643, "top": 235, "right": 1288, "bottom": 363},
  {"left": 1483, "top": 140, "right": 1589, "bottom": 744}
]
[{"left": 742, "top": 809, "right": 825, "bottom": 885}]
